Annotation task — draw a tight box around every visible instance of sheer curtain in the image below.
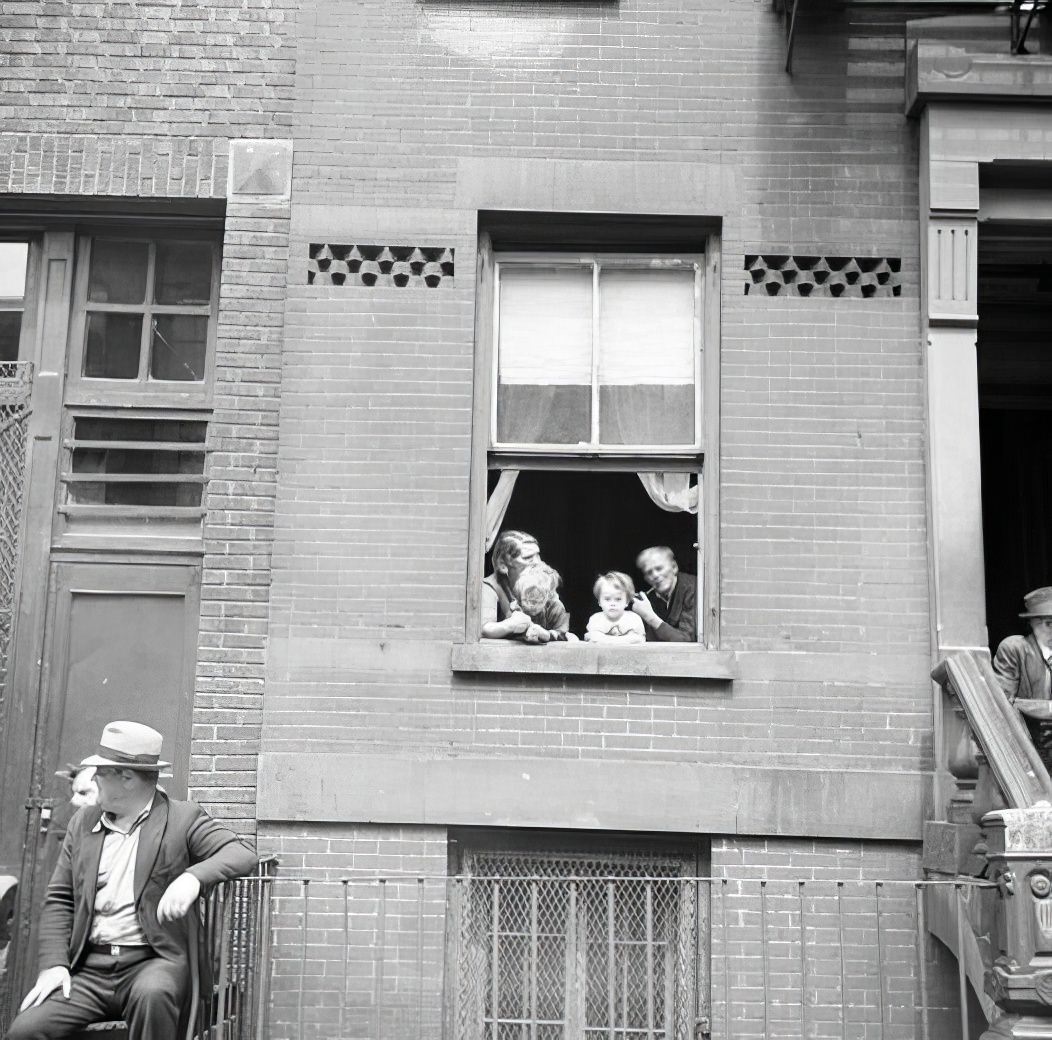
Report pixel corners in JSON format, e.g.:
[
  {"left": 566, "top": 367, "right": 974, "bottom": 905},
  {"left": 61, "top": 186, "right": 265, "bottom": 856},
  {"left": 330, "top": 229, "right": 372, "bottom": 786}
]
[
  {"left": 637, "top": 472, "right": 698, "bottom": 514},
  {"left": 485, "top": 470, "right": 519, "bottom": 551}
]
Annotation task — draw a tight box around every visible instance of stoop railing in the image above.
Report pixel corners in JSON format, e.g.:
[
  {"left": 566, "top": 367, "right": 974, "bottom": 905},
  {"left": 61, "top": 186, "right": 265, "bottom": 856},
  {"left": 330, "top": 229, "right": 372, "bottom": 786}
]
[{"left": 248, "top": 874, "right": 991, "bottom": 1040}]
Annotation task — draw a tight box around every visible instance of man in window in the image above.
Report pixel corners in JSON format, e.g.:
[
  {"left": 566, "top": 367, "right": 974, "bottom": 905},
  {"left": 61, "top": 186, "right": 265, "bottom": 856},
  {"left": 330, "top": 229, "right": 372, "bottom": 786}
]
[{"left": 632, "top": 546, "right": 697, "bottom": 643}]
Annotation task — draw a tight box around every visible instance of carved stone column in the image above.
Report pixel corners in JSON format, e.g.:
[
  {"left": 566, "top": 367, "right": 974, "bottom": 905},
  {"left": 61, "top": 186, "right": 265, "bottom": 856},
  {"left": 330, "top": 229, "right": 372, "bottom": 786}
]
[{"left": 983, "top": 808, "right": 1052, "bottom": 1038}]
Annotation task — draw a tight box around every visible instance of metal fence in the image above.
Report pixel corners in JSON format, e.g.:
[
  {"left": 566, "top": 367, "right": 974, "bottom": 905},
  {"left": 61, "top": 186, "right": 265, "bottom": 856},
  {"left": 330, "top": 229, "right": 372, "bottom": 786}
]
[{"left": 251, "top": 875, "right": 991, "bottom": 1040}]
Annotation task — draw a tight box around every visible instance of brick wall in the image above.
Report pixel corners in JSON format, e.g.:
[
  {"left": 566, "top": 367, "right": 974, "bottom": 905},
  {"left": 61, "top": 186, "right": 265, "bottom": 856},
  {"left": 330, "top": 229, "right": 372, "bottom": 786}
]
[
  {"left": 711, "top": 839, "right": 973, "bottom": 1040},
  {"left": 264, "top": 0, "right": 932, "bottom": 792},
  {"left": 190, "top": 197, "right": 290, "bottom": 831},
  {"left": 0, "top": 0, "right": 297, "bottom": 832},
  {"left": 254, "top": 827, "right": 969, "bottom": 1040},
  {"left": 0, "top": 0, "right": 295, "bottom": 138},
  {"left": 257, "top": 824, "right": 448, "bottom": 1040}
]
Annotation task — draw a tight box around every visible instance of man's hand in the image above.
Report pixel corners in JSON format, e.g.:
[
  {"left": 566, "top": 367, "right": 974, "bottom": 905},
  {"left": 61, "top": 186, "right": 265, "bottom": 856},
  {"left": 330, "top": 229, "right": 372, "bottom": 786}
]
[
  {"left": 632, "top": 593, "right": 659, "bottom": 627},
  {"left": 157, "top": 872, "right": 201, "bottom": 923},
  {"left": 20, "top": 966, "right": 71, "bottom": 1011}
]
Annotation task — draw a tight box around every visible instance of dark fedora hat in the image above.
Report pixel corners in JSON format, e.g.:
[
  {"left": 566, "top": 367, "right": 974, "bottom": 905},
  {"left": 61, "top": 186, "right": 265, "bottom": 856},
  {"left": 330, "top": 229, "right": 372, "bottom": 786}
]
[{"left": 1020, "top": 587, "right": 1052, "bottom": 618}]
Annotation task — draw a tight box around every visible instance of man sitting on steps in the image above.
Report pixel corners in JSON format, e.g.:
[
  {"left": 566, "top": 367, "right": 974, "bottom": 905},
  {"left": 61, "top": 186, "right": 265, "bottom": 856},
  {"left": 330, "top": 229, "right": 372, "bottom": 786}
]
[{"left": 6, "top": 720, "right": 256, "bottom": 1040}]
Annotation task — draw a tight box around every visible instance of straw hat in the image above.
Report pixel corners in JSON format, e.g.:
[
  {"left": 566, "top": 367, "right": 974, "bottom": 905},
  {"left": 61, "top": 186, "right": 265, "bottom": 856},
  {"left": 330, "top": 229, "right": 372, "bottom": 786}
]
[{"left": 79, "top": 721, "right": 172, "bottom": 773}]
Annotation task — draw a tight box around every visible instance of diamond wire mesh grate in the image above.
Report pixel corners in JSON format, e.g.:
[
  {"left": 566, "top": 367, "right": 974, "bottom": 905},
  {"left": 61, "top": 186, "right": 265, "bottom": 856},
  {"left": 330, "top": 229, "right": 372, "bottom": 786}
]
[
  {"left": 455, "top": 851, "right": 697, "bottom": 1040},
  {"left": 0, "top": 362, "right": 31, "bottom": 713}
]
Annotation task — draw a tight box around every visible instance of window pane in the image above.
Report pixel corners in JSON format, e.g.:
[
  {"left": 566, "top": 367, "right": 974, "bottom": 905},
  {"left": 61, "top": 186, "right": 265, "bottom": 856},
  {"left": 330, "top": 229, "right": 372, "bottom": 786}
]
[
  {"left": 0, "top": 312, "right": 21, "bottom": 363},
  {"left": 150, "top": 315, "right": 207, "bottom": 381},
  {"left": 0, "top": 242, "right": 28, "bottom": 298},
  {"left": 598, "top": 268, "right": 696, "bottom": 445},
  {"left": 497, "top": 266, "right": 592, "bottom": 444},
  {"left": 155, "top": 242, "right": 214, "bottom": 305},
  {"left": 88, "top": 240, "right": 149, "bottom": 305},
  {"left": 84, "top": 313, "right": 143, "bottom": 378}
]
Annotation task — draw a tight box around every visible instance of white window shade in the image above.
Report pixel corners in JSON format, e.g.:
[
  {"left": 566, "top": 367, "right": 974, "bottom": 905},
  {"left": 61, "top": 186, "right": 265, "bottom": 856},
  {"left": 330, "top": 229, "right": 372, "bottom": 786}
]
[
  {"left": 494, "top": 260, "right": 699, "bottom": 449},
  {"left": 496, "top": 265, "right": 592, "bottom": 444},
  {"left": 598, "top": 267, "right": 696, "bottom": 446}
]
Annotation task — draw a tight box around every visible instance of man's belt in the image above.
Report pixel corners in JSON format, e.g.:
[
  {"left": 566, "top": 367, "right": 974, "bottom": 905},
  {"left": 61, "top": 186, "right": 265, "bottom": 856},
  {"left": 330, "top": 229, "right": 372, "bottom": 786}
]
[{"left": 86, "top": 942, "right": 154, "bottom": 959}]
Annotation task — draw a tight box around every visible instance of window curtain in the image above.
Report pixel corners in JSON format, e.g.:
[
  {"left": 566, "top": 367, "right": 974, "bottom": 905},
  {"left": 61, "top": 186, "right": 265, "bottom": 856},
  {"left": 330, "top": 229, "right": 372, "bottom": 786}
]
[
  {"left": 485, "top": 470, "right": 519, "bottom": 551},
  {"left": 637, "top": 472, "right": 698, "bottom": 514}
]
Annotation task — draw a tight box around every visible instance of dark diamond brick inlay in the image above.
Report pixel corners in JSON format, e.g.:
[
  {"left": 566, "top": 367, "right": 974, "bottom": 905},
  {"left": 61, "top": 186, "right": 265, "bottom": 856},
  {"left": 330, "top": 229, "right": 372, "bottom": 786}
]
[
  {"left": 309, "top": 245, "right": 455, "bottom": 288},
  {"left": 744, "top": 254, "right": 902, "bottom": 298}
]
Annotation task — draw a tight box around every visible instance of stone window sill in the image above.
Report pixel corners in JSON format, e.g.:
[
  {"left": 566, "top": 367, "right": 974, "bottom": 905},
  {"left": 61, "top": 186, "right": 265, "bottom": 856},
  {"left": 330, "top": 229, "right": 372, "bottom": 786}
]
[{"left": 450, "top": 641, "right": 738, "bottom": 680}]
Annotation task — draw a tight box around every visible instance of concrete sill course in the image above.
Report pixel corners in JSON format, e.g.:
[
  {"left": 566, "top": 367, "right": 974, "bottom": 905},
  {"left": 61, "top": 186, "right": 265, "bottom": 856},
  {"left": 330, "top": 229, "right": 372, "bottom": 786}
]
[{"left": 450, "top": 641, "right": 738, "bottom": 680}]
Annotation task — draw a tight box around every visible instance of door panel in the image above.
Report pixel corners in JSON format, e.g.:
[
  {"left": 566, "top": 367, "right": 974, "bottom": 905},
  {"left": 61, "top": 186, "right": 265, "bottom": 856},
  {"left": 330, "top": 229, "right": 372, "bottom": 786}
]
[{"left": 7, "top": 559, "right": 200, "bottom": 1019}]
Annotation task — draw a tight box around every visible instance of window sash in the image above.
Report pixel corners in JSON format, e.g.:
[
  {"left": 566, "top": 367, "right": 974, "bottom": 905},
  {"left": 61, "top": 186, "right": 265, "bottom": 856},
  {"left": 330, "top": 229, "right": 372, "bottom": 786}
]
[
  {"left": 491, "top": 255, "right": 703, "bottom": 454},
  {"left": 66, "top": 232, "right": 221, "bottom": 403}
]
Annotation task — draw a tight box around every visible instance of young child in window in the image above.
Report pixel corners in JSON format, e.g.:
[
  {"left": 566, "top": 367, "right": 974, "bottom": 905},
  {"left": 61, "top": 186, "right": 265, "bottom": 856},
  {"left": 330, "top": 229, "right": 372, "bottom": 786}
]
[
  {"left": 511, "top": 562, "right": 577, "bottom": 642},
  {"left": 584, "top": 572, "right": 647, "bottom": 644}
]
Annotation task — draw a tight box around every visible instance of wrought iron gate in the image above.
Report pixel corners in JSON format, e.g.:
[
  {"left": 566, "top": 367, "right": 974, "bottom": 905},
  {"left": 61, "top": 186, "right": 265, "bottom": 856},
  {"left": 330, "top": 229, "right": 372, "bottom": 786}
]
[
  {"left": 0, "top": 361, "right": 31, "bottom": 705},
  {"left": 0, "top": 360, "right": 32, "bottom": 1030}
]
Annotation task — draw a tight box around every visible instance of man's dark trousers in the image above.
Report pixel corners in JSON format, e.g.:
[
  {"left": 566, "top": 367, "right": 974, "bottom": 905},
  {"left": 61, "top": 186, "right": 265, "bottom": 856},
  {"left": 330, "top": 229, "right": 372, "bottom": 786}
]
[{"left": 6, "top": 949, "right": 186, "bottom": 1040}]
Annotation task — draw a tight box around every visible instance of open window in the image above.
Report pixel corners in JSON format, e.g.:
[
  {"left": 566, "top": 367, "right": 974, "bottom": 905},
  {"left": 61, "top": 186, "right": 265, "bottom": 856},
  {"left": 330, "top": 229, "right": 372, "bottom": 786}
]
[{"left": 458, "top": 214, "right": 728, "bottom": 677}]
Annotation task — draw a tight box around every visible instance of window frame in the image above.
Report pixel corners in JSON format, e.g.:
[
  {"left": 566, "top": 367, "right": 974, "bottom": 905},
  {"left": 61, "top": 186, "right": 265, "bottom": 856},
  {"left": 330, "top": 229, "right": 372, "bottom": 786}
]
[
  {"left": 460, "top": 228, "right": 726, "bottom": 673},
  {"left": 64, "top": 229, "right": 222, "bottom": 408},
  {"left": 0, "top": 235, "right": 42, "bottom": 365}
]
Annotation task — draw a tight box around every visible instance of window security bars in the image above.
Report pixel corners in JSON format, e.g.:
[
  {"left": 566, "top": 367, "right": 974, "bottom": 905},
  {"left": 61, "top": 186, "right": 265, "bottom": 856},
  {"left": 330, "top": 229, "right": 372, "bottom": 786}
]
[
  {"left": 0, "top": 362, "right": 31, "bottom": 713},
  {"left": 248, "top": 874, "right": 991, "bottom": 1040}
]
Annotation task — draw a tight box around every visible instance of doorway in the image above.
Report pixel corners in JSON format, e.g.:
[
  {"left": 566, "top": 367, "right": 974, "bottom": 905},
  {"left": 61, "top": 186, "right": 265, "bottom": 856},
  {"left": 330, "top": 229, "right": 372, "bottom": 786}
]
[{"left": 978, "top": 223, "right": 1052, "bottom": 651}]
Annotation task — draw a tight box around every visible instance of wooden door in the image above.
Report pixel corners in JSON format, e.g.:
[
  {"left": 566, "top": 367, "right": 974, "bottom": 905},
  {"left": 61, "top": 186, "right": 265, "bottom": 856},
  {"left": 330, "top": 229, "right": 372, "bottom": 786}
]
[{"left": 8, "top": 559, "right": 200, "bottom": 1011}]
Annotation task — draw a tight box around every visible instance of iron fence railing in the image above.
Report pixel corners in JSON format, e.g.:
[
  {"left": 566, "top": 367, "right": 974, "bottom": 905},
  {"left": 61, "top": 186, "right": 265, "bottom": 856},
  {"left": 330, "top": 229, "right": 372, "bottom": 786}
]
[{"left": 248, "top": 875, "right": 993, "bottom": 1040}]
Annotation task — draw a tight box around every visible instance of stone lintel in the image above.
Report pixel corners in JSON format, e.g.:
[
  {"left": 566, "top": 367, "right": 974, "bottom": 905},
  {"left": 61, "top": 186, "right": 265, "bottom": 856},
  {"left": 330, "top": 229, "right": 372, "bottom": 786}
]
[
  {"left": 258, "top": 752, "right": 928, "bottom": 842},
  {"left": 908, "top": 40, "right": 1052, "bottom": 117}
]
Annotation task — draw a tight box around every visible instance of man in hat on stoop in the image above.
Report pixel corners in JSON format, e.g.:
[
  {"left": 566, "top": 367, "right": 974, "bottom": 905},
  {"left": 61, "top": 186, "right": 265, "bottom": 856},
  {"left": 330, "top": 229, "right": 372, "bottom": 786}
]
[
  {"left": 5, "top": 721, "right": 256, "bottom": 1040},
  {"left": 993, "top": 587, "right": 1052, "bottom": 765},
  {"left": 993, "top": 586, "right": 1052, "bottom": 701}
]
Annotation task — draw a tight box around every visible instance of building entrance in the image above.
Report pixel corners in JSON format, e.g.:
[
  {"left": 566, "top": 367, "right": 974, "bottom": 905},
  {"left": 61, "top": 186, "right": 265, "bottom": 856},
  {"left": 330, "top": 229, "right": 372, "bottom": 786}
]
[{"left": 978, "top": 222, "right": 1052, "bottom": 651}]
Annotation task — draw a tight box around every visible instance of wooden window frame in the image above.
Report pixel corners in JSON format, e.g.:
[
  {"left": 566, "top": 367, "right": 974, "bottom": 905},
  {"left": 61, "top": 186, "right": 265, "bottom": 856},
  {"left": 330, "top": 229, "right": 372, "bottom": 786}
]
[
  {"left": 65, "top": 229, "right": 221, "bottom": 409},
  {"left": 454, "top": 230, "right": 734, "bottom": 680}
]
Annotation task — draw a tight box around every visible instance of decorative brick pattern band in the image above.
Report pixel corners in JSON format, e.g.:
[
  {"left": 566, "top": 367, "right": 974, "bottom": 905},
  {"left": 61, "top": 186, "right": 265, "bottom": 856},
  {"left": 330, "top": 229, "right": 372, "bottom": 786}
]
[
  {"left": 308, "top": 244, "right": 455, "bottom": 287},
  {"left": 745, "top": 254, "right": 902, "bottom": 297}
]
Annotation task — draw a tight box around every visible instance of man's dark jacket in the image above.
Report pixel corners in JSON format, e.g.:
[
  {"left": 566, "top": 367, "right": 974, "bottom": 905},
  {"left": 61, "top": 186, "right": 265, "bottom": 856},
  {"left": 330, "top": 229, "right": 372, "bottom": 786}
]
[
  {"left": 644, "top": 573, "right": 697, "bottom": 642},
  {"left": 993, "top": 633, "right": 1052, "bottom": 701},
  {"left": 37, "top": 789, "right": 256, "bottom": 1028}
]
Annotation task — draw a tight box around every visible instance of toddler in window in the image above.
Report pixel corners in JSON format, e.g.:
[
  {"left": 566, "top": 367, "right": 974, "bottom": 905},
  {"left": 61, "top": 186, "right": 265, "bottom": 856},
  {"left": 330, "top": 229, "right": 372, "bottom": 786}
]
[
  {"left": 511, "top": 562, "right": 576, "bottom": 642},
  {"left": 584, "top": 571, "right": 646, "bottom": 644}
]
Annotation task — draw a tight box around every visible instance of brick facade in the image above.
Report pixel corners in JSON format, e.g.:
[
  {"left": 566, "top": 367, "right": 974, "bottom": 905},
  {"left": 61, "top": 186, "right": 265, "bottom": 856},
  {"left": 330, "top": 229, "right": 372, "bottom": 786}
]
[
  {"left": 0, "top": 0, "right": 297, "bottom": 834},
  {"left": 0, "top": 0, "right": 1000, "bottom": 1031}
]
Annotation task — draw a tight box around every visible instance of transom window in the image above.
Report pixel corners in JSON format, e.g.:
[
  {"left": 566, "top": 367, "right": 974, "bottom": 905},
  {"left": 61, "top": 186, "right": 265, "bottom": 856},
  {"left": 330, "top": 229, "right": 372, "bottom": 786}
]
[{"left": 68, "top": 233, "right": 220, "bottom": 398}]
